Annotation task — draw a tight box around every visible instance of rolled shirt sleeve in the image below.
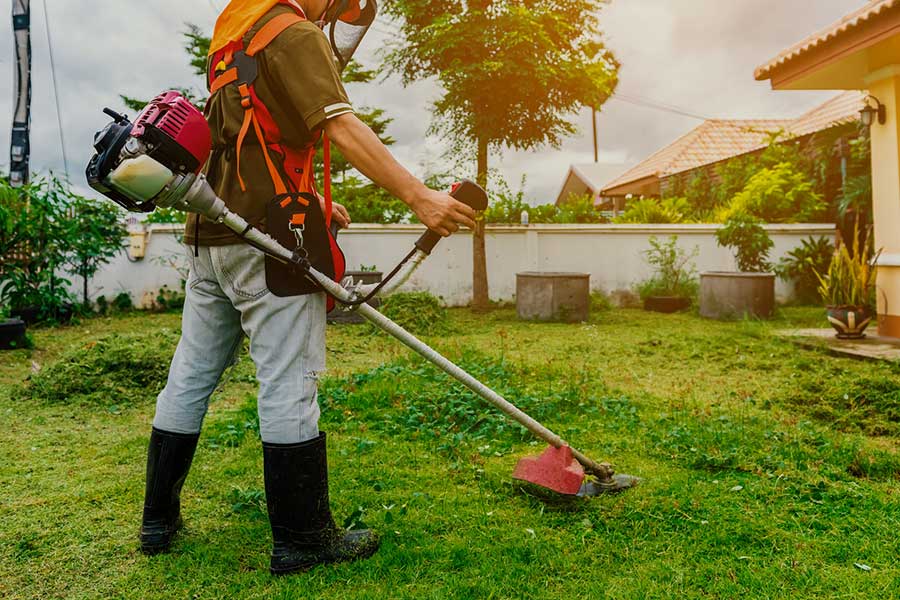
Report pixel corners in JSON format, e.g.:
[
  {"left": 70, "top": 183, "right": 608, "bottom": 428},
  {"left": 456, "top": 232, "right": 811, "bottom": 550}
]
[{"left": 267, "top": 22, "right": 354, "bottom": 132}]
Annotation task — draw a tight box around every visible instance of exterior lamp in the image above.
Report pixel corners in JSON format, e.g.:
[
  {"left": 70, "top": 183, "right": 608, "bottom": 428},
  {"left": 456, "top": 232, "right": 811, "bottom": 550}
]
[{"left": 860, "top": 96, "right": 886, "bottom": 127}]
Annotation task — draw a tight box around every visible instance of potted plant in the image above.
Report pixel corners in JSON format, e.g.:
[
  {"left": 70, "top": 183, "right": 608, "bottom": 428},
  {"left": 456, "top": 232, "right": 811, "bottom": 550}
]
[
  {"left": 700, "top": 214, "right": 775, "bottom": 319},
  {"left": 636, "top": 236, "right": 698, "bottom": 313},
  {"left": 0, "top": 303, "right": 28, "bottom": 350},
  {"left": 815, "top": 226, "right": 880, "bottom": 339}
]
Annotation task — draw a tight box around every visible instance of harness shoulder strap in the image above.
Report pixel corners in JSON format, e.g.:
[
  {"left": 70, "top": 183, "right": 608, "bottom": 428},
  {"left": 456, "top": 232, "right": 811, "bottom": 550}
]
[{"left": 247, "top": 13, "right": 305, "bottom": 56}]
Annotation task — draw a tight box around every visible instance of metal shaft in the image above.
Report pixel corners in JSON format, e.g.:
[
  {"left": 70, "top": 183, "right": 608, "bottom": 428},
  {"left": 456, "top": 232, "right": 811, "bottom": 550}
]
[{"left": 199, "top": 193, "right": 613, "bottom": 479}]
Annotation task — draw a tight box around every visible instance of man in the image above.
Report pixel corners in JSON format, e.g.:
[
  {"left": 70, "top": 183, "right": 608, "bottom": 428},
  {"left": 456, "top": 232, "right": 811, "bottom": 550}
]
[{"left": 140, "top": 0, "right": 476, "bottom": 575}]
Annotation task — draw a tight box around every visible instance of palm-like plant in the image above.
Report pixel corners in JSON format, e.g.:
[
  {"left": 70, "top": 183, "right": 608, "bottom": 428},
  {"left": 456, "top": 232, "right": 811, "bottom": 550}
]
[{"left": 815, "top": 225, "right": 880, "bottom": 309}]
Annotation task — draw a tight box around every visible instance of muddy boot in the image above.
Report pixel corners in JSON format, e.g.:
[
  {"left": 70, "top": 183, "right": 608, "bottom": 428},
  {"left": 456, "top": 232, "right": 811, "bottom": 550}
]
[
  {"left": 139, "top": 428, "right": 199, "bottom": 555},
  {"left": 263, "top": 432, "right": 380, "bottom": 575}
]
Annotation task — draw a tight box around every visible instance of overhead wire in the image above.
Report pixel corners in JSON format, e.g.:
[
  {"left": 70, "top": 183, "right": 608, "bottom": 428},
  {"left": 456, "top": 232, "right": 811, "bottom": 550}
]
[
  {"left": 609, "top": 93, "right": 713, "bottom": 121},
  {"left": 41, "top": 0, "right": 69, "bottom": 179}
]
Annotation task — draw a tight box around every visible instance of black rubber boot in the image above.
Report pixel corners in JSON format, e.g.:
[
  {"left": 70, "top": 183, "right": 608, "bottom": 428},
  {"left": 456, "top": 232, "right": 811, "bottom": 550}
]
[
  {"left": 139, "top": 428, "right": 200, "bottom": 555},
  {"left": 263, "top": 432, "right": 380, "bottom": 575}
]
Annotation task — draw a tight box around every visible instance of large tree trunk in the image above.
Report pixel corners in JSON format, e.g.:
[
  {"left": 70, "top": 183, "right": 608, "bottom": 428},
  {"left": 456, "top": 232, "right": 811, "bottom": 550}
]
[{"left": 472, "top": 136, "right": 489, "bottom": 310}]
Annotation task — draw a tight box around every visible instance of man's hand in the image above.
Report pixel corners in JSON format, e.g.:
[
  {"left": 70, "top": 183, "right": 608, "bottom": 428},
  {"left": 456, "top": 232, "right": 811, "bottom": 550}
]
[
  {"left": 317, "top": 193, "right": 351, "bottom": 229},
  {"left": 409, "top": 188, "right": 477, "bottom": 237}
]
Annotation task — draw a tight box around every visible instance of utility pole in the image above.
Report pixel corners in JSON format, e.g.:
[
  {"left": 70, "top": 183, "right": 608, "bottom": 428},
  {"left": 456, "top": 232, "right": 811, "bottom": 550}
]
[
  {"left": 591, "top": 107, "right": 598, "bottom": 163},
  {"left": 10, "top": 0, "right": 32, "bottom": 187}
]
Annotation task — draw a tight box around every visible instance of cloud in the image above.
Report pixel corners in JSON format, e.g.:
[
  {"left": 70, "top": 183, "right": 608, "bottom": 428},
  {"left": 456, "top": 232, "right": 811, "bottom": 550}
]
[{"left": 0, "top": 0, "right": 862, "bottom": 205}]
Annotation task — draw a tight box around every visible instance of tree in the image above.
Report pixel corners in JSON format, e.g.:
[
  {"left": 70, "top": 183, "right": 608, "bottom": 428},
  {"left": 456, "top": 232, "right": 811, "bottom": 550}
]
[{"left": 383, "top": 0, "right": 619, "bottom": 309}]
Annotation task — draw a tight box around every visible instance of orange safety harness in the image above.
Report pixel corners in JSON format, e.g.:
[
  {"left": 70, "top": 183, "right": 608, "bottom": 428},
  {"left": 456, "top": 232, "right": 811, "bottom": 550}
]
[{"left": 206, "top": 6, "right": 345, "bottom": 306}]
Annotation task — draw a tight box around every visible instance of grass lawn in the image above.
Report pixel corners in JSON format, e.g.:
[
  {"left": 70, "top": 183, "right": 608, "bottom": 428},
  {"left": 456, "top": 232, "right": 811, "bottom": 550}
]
[{"left": 1, "top": 306, "right": 898, "bottom": 599}]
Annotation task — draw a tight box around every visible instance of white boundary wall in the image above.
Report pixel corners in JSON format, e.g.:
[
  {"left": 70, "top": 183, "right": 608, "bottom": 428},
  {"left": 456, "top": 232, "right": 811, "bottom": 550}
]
[{"left": 86, "top": 223, "right": 836, "bottom": 307}]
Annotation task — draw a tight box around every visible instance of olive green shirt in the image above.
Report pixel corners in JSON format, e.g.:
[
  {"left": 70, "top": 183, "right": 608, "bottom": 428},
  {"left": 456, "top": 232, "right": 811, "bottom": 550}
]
[{"left": 185, "top": 5, "right": 353, "bottom": 246}]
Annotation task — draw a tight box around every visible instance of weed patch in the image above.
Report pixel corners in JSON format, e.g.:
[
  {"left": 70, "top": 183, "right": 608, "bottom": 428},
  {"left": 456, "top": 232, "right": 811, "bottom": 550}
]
[
  {"left": 23, "top": 330, "right": 178, "bottom": 405},
  {"left": 227, "top": 487, "right": 266, "bottom": 518},
  {"left": 321, "top": 353, "right": 587, "bottom": 455}
]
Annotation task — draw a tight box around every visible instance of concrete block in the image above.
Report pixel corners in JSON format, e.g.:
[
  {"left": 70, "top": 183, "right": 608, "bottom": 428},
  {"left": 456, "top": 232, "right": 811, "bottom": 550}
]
[{"left": 516, "top": 272, "right": 590, "bottom": 322}]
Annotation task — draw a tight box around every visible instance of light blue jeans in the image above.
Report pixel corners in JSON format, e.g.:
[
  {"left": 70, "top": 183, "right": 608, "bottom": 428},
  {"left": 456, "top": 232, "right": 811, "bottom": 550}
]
[{"left": 153, "top": 244, "right": 326, "bottom": 444}]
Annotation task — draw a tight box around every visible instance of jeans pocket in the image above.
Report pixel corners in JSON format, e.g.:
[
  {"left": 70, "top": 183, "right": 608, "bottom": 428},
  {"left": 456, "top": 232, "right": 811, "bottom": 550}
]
[
  {"left": 185, "top": 245, "right": 217, "bottom": 290},
  {"left": 218, "top": 245, "right": 270, "bottom": 299}
]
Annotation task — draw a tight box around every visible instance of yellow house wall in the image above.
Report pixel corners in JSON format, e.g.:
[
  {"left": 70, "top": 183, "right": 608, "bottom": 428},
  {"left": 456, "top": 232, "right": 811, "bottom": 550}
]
[{"left": 868, "top": 74, "right": 900, "bottom": 337}]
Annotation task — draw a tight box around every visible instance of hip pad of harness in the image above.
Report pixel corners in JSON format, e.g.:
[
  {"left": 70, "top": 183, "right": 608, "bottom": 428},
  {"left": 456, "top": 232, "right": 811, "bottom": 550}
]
[{"left": 265, "top": 192, "right": 344, "bottom": 298}]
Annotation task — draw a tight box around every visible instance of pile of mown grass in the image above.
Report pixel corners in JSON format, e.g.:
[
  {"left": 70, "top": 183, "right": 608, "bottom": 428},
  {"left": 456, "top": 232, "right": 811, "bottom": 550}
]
[
  {"left": 376, "top": 291, "right": 449, "bottom": 335},
  {"left": 24, "top": 329, "right": 179, "bottom": 405},
  {"left": 784, "top": 365, "right": 900, "bottom": 436}
]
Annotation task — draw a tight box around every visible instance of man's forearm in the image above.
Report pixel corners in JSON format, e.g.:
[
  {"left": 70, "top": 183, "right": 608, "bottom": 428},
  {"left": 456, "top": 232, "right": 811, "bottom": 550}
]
[{"left": 324, "top": 113, "right": 425, "bottom": 208}]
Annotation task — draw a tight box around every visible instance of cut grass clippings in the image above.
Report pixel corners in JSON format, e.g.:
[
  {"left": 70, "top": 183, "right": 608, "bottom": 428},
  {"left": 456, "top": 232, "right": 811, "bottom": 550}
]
[{"left": 0, "top": 307, "right": 899, "bottom": 599}]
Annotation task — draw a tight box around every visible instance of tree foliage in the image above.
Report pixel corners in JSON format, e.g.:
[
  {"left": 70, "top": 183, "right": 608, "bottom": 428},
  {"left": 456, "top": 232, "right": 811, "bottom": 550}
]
[
  {"left": 718, "top": 161, "right": 825, "bottom": 223},
  {"left": 383, "top": 0, "right": 619, "bottom": 154},
  {"left": 716, "top": 215, "right": 773, "bottom": 273},
  {"left": 383, "top": 0, "right": 619, "bottom": 307}
]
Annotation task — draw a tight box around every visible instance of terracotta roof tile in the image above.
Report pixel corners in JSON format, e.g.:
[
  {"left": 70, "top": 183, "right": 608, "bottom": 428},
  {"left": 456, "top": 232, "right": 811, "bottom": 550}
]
[
  {"left": 602, "top": 120, "right": 789, "bottom": 193},
  {"left": 601, "top": 91, "right": 865, "bottom": 195},
  {"left": 755, "top": 0, "right": 900, "bottom": 81}
]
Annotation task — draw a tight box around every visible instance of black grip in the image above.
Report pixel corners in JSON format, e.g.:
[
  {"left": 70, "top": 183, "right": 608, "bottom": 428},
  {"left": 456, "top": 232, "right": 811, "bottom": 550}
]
[{"left": 415, "top": 180, "right": 488, "bottom": 255}]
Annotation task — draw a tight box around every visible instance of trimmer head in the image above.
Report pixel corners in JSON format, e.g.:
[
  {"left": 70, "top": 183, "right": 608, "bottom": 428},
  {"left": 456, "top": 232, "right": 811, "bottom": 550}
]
[{"left": 512, "top": 445, "right": 640, "bottom": 497}]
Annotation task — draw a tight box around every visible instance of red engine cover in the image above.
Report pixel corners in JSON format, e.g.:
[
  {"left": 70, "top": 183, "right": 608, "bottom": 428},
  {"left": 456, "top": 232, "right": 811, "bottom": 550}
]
[{"left": 132, "top": 91, "right": 211, "bottom": 172}]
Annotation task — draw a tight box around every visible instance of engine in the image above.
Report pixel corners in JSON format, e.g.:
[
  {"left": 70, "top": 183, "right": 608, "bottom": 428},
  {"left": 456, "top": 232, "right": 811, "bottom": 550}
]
[{"left": 86, "top": 91, "right": 212, "bottom": 212}]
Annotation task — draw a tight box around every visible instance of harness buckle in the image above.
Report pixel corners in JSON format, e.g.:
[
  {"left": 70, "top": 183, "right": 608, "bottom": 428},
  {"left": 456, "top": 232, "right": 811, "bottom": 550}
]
[
  {"left": 289, "top": 222, "right": 308, "bottom": 257},
  {"left": 231, "top": 51, "right": 259, "bottom": 86}
]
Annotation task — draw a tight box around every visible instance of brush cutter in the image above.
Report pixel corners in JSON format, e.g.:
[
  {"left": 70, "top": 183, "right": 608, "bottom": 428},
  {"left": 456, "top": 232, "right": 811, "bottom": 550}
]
[{"left": 85, "top": 92, "right": 639, "bottom": 497}]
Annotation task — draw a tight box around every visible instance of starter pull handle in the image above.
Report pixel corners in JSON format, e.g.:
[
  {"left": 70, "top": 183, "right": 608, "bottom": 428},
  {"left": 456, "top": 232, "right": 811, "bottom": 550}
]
[{"left": 415, "top": 179, "right": 488, "bottom": 255}]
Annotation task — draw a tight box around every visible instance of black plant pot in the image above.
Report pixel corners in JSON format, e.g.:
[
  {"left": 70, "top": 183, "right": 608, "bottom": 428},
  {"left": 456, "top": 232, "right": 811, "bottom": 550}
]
[
  {"left": 643, "top": 296, "right": 691, "bottom": 313},
  {"left": 328, "top": 271, "right": 383, "bottom": 325},
  {"left": 0, "top": 318, "right": 28, "bottom": 350},
  {"left": 826, "top": 305, "right": 873, "bottom": 339}
]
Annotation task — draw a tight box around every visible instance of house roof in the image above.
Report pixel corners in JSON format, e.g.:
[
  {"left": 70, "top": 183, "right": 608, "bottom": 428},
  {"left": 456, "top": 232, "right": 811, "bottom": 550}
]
[
  {"left": 790, "top": 90, "right": 867, "bottom": 136},
  {"left": 601, "top": 91, "right": 865, "bottom": 196},
  {"left": 555, "top": 163, "right": 629, "bottom": 205},
  {"left": 602, "top": 119, "right": 789, "bottom": 196},
  {"left": 754, "top": 0, "right": 900, "bottom": 82}
]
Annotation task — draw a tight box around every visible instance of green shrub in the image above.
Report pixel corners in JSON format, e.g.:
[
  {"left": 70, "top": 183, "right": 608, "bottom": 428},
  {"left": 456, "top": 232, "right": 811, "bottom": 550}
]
[
  {"left": 614, "top": 197, "right": 691, "bottom": 224},
  {"left": 155, "top": 285, "right": 186, "bottom": 312},
  {"left": 377, "top": 291, "right": 449, "bottom": 334},
  {"left": 113, "top": 292, "right": 134, "bottom": 312},
  {"left": 775, "top": 236, "right": 834, "bottom": 304},
  {"left": 590, "top": 291, "right": 613, "bottom": 312},
  {"left": 24, "top": 330, "right": 178, "bottom": 405},
  {"left": 636, "top": 236, "right": 699, "bottom": 299},
  {"left": 1, "top": 176, "right": 125, "bottom": 318},
  {"left": 718, "top": 162, "right": 825, "bottom": 223},
  {"left": 716, "top": 215, "right": 773, "bottom": 272}
]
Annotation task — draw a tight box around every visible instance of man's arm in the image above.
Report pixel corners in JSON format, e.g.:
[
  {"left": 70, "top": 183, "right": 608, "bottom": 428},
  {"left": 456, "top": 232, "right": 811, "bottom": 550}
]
[{"left": 324, "top": 113, "right": 476, "bottom": 237}]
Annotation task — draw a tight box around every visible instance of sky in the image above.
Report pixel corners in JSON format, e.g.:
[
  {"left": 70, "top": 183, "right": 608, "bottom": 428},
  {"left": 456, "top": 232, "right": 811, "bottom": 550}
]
[{"left": 0, "top": 0, "right": 865, "bottom": 204}]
